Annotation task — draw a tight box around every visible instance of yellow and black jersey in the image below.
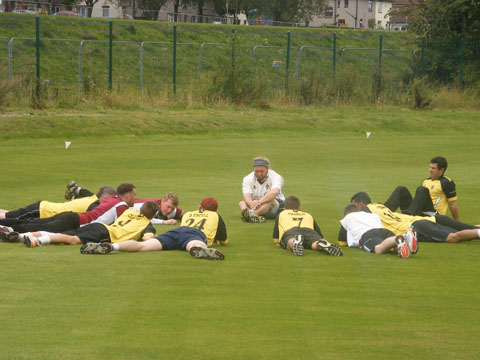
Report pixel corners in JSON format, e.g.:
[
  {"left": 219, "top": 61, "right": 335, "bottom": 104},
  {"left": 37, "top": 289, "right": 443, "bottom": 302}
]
[
  {"left": 422, "top": 176, "right": 457, "bottom": 215},
  {"left": 366, "top": 203, "right": 435, "bottom": 236},
  {"left": 181, "top": 209, "right": 227, "bottom": 247},
  {"left": 273, "top": 209, "right": 322, "bottom": 245},
  {"left": 39, "top": 195, "right": 99, "bottom": 218},
  {"left": 105, "top": 208, "right": 155, "bottom": 243}
]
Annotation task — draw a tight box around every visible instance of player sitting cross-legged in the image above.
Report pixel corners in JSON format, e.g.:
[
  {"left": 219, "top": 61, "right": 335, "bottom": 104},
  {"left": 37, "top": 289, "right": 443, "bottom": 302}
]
[
  {"left": 80, "top": 197, "right": 227, "bottom": 261},
  {"left": 273, "top": 195, "right": 342, "bottom": 257}
]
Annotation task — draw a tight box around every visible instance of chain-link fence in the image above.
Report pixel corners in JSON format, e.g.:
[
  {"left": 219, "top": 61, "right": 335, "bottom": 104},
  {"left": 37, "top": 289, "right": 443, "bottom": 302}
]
[{"left": 2, "top": 18, "right": 478, "bottom": 100}]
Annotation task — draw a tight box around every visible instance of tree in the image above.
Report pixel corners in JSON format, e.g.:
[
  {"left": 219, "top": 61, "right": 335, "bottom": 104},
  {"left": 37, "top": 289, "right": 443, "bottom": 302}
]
[{"left": 389, "top": 0, "right": 480, "bottom": 39}]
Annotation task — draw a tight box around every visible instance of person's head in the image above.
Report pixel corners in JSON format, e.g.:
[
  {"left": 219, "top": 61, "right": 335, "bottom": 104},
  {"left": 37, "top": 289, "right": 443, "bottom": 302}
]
[
  {"left": 140, "top": 200, "right": 160, "bottom": 220},
  {"left": 96, "top": 186, "right": 117, "bottom": 202},
  {"left": 284, "top": 195, "right": 301, "bottom": 210},
  {"left": 429, "top": 156, "right": 448, "bottom": 179},
  {"left": 252, "top": 157, "right": 271, "bottom": 182},
  {"left": 159, "top": 192, "right": 179, "bottom": 216},
  {"left": 350, "top": 192, "right": 371, "bottom": 210},
  {"left": 117, "top": 183, "right": 136, "bottom": 207},
  {"left": 199, "top": 197, "right": 218, "bottom": 212},
  {"left": 344, "top": 203, "right": 359, "bottom": 216}
]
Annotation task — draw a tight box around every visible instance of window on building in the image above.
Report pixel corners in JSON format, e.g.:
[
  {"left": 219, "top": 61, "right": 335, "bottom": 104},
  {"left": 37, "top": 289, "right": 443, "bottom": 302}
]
[
  {"left": 344, "top": 0, "right": 348, "bottom": 8},
  {"left": 368, "top": 0, "right": 373, "bottom": 12},
  {"left": 102, "top": 6, "right": 109, "bottom": 18},
  {"left": 184, "top": 15, "right": 187, "bottom": 22},
  {"left": 377, "top": 1, "right": 382, "bottom": 13},
  {"left": 338, "top": 0, "right": 340, "bottom": 8},
  {"left": 167, "top": 13, "right": 174, "bottom": 22},
  {"left": 191, "top": 16, "right": 196, "bottom": 23},
  {"left": 325, "top": 7, "right": 333, "bottom": 17}
]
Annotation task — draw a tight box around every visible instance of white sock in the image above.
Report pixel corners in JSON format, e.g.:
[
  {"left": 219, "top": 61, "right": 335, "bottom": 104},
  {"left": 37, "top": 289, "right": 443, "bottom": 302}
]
[
  {"left": 38, "top": 235, "right": 51, "bottom": 244},
  {"left": 39, "top": 231, "right": 55, "bottom": 237},
  {"left": 477, "top": 229, "right": 480, "bottom": 238},
  {"left": 112, "top": 243, "right": 120, "bottom": 251}
]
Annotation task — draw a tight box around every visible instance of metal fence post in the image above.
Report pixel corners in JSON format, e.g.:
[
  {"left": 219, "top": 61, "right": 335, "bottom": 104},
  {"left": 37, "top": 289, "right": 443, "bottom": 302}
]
[
  {"left": 459, "top": 38, "right": 464, "bottom": 88},
  {"left": 140, "top": 42, "right": 144, "bottom": 92},
  {"left": 285, "top": 31, "right": 291, "bottom": 91},
  {"left": 8, "top": 38, "right": 13, "bottom": 83},
  {"left": 420, "top": 37, "right": 425, "bottom": 79},
  {"left": 333, "top": 32, "right": 337, "bottom": 80},
  {"left": 35, "top": 17, "right": 40, "bottom": 99},
  {"left": 78, "top": 40, "right": 84, "bottom": 97},
  {"left": 173, "top": 25, "right": 177, "bottom": 94},
  {"left": 108, "top": 21, "right": 113, "bottom": 91},
  {"left": 378, "top": 34, "right": 383, "bottom": 90}
]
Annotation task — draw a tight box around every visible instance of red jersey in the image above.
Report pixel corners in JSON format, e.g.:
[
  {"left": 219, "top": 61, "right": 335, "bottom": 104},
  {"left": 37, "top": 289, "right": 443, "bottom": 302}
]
[{"left": 78, "top": 195, "right": 129, "bottom": 225}]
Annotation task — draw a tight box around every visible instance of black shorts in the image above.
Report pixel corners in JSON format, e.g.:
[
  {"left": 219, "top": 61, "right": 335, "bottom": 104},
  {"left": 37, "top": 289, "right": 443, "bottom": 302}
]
[
  {"left": 360, "top": 228, "right": 395, "bottom": 253},
  {"left": 63, "top": 223, "right": 110, "bottom": 243},
  {"left": 280, "top": 227, "right": 322, "bottom": 250},
  {"left": 412, "top": 220, "right": 455, "bottom": 242}
]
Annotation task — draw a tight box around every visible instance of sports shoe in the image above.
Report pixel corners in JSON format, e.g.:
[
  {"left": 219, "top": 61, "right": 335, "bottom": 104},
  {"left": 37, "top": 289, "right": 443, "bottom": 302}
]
[
  {"left": 64, "top": 180, "right": 79, "bottom": 200},
  {"left": 395, "top": 235, "right": 410, "bottom": 259},
  {"left": 0, "top": 225, "right": 14, "bottom": 233},
  {"left": 0, "top": 231, "right": 20, "bottom": 242},
  {"left": 292, "top": 235, "right": 304, "bottom": 256},
  {"left": 248, "top": 213, "right": 266, "bottom": 223},
  {"left": 315, "top": 239, "right": 343, "bottom": 256},
  {"left": 23, "top": 235, "right": 41, "bottom": 248},
  {"left": 404, "top": 227, "right": 418, "bottom": 255},
  {"left": 241, "top": 208, "right": 250, "bottom": 222},
  {"left": 80, "top": 242, "right": 113, "bottom": 254},
  {"left": 189, "top": 246, "right": 225, "bottom": 260}
]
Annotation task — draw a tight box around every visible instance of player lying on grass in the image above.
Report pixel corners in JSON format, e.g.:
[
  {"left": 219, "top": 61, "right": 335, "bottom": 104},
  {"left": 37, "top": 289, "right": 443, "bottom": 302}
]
[
  {"left": 340, "top": 204, "right": 417, "bottom": 259},
  {"left": 239, "top": 157, "right": 285, "bottom": 223},
  {"left": 64, "top": 181, "right": 184, "bottom": 225},
  {"left": 0, "top": 183, "right": 137, "bottom": 236},
  {"left": 18, "top": 200, "right": 159, "bottom": 247},
  {"left": 0, "top": 186, "right": 116, "bottom": 220},
  {"left": 339, "top": 192, "right": 480, "bottom": 244},
  {"left": 273, "top": 195, "right": 342, "bottom": 257},
  {"left": 80, "top": 197, "right": 226, "bottom": 261}
]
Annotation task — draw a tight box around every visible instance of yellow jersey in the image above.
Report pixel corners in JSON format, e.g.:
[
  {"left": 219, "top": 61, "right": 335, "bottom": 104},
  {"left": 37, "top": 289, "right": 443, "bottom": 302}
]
[
  {"left": 273, "top": 209, "right": 321, "bottom": 245},
  {"left": 367, "top": 203, "right": 435, "bottom": 236},
  {"left": 422, "top": 176, "right": 457, "bottom": 215},
  {"left": 106, "top": 208, "right": 153, "bottom": 243},
  {"left": 181, "top": 209, "right": 225, "bottom": 247},
  {"left": 39, "top": 195, "right": 98, "bottom": 218}
]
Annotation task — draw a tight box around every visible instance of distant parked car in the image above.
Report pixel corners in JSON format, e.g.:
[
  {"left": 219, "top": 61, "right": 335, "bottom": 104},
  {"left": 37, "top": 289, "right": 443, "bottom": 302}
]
[
  {"left": 13, "top": 9, "right": 36, "bottom": 14},
  {"left": 54, "top": 10, "right": 78, "bottom": 16}
]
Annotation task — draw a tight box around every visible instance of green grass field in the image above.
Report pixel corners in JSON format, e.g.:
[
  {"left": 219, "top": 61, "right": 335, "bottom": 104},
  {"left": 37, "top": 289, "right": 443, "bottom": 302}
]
[{"left": 1, "top": 107, "right": 480, "bottom": 359}]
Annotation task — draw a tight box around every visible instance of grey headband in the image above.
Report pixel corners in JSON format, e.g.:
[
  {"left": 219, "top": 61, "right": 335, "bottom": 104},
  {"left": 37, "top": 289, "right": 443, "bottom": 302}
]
[{"left": 253, "top": 159, "right": 269, "bottom": 167}]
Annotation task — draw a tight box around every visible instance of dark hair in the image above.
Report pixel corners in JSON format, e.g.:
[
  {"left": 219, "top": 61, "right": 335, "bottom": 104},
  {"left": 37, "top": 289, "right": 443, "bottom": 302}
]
[
  {"left": 284, "top": 195, "right": 301, "bottom": 210},
  {"left": 96, "top": 186, "right": 117, "bottom": 198},
  {"left": 344, "top": 203, "right": 359, "bottom": 216},
  {"left": 350, "top": 192, "right": 371, "bottom": 205},
  {"left": 140, "top": 201, "right": 160, "bottom": 219},
  {"left": 431, "top": 156, "right": 448, "bottom": 173},
  {"left": 116, "top": 183, "right": 136, "bottom": 196}
]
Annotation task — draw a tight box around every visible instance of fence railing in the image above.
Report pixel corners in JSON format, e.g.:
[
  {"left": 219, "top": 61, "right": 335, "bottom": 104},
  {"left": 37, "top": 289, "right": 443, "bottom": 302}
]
[{"left": 2, "top": 18, "right": 476, "bottom": 100}]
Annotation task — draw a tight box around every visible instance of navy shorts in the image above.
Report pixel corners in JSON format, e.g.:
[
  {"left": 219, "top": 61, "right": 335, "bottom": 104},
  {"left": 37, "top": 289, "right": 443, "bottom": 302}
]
[
  {"left": 156, "top": 227, "right": 207, "bottom": 251},
  {"left": 360, "top": 228, "right": 395, "bottom": 253},
  {"left": 63, "top": 223, "right": 110, "bottom": 243},
  {"left": 280, "top": 227, "right": 322, "bottom": 250}
]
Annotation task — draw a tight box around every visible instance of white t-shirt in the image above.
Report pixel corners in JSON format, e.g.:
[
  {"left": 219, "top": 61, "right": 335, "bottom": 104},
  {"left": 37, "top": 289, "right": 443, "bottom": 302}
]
[
  {"left": 242, "top": 169, "right": 285, "bottom": 202},
  {"left": 340, "top": 212, "right": 382, "bottom": 248}
]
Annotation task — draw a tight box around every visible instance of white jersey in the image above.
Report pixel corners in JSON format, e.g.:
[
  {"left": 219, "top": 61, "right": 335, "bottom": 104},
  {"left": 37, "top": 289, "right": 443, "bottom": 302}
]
[
  {"left": 340, "top": 212, "right": 383, "bottom": 248},
  {"left": 89, "top": 201, "right": 128, "bottom": 226},
  {"left": 242, "top": 169, "right": 285, "bottom": 202}
]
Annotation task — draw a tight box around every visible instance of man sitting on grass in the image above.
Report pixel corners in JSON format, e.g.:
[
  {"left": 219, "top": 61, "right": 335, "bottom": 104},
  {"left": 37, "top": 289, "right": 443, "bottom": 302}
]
[
  {"left": 273, "top": 195, "right": 342, "bottom": 257},
  {"left": 80, "top": 197, "right": 227, "bottom": 261},
  {"left": 20, "top": 201, "right": 159, "bottom": 248}
]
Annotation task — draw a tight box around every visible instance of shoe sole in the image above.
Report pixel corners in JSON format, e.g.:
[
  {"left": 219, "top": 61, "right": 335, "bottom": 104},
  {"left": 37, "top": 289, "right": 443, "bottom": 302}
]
[
  {"left": 316, "top": 241, "right": 343, "bottom": 256},
  {"left": 80, "top": 242, "right": 112, "bottom": 254},
  {"left": 23, "top": 236, "right": 38, "bottom": 248},
  {"left": 0, "top": 231, "right": 20, "bottom": 242},
  {"left": 406, "top": 230, "right": 418, "bottom": 254},
  {"left": 189, "top": 247, "right": 225, "bottom": 260},
  {"left": 292, "top": 241, "right": 304, "bottom": 256},
  {"left": 241, "top": 209, "right": 250, "bottom": 222},
  {"left": 398, "top": 243, "right": 410, "bottom": 259}
]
